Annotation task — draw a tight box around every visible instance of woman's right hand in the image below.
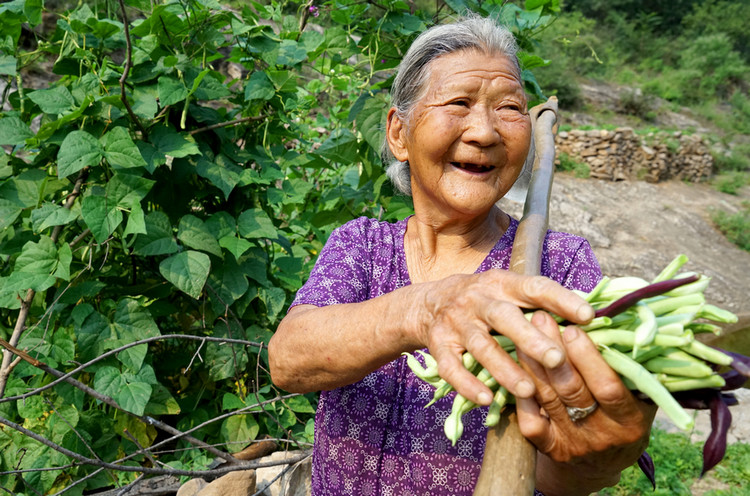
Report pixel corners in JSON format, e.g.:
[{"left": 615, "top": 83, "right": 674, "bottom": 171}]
[{"left": 415, "top": 269, "right": 594, "bottom": 406}]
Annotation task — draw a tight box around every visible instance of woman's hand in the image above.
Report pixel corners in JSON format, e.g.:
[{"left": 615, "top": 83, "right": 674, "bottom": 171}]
[
  {"left": 515, "top": 311, "right": 656, "bottom": 496},
  {"left": 415, "top": 269, "right": 595, "bottom": 407}
]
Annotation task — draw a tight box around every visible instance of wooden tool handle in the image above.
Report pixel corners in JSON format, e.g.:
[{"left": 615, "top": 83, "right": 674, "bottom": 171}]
[{"left": 473, "top": 97, "right": 559, "bottom": 495}]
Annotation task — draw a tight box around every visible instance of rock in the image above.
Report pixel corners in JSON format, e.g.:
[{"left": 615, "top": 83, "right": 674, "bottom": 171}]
[
  {"left": 177, "top": 478, "right": 209, "bottom": 496},
  {"left": 196, "top": 470, "right": 256, "bottom": 496},
  {"left": 256, "top": 451, "right": 312, "bottom": 496}
]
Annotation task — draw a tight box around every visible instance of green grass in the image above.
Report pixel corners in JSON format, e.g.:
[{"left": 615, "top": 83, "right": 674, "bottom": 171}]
[
  {"left": 598, "top": 427, "right": 750, "bottom": 495},
  {"left": 556, "top": 152, "right": 591, "bottom": 178},
  {"left": 713, "top": 172, "right": 749, "bottom": 195},
  {"left": 712, "top": 202, "right": 750, "bottom": 251}
]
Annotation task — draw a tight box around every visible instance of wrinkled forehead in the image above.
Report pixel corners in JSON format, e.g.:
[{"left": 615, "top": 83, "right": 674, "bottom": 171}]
[{"left": 422, "top": 48, "right": 524, "bottom": 96}]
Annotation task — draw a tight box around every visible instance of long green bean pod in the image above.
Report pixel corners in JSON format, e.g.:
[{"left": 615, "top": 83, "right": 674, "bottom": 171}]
[{"left": 599, "top": 346, "right": 694, "bottom": 431}]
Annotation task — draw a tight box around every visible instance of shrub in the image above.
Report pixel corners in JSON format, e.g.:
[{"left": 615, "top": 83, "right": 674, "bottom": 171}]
[{"left": 712, "top": 202, "right": 750, "bottom": 251}]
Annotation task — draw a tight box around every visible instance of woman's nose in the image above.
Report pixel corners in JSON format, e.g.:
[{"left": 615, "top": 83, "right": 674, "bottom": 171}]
[{"left": 462, "top": 107, "right": 501, "bottom": 146}]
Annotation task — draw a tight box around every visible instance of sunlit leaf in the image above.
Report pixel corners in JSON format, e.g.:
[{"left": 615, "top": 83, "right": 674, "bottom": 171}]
[
  {"left": 159, "top": 250, "right": 211, "bottom": 299},
  {"left": 0, "top": 116, "right": 33, "bottom": 146},
  {"left": 57, "top": 130, "right": 104, "bottom": 178}
]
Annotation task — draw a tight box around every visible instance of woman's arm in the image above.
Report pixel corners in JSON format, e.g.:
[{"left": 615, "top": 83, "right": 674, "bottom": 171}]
[{"left": 269, "top": 270, "right": 595, "bottom": 406}]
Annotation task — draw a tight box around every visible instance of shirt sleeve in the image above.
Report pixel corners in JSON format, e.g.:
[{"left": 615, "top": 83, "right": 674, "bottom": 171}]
[
  {"left": 290, "top": 217, "right": 372, "bottom": 308},
  {"left": 541, "top": 232, "right": 603, "bottom": 293}
]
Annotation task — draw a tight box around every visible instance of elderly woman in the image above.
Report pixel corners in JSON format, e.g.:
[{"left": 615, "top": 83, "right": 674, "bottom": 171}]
[{"left": 269, "top": 15, "right": 654, "bottom": 496}]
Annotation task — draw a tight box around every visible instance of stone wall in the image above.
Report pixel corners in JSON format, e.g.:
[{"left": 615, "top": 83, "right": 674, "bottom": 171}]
[{"left": 555, "top": 128, "right": 714, "bottom": 183}]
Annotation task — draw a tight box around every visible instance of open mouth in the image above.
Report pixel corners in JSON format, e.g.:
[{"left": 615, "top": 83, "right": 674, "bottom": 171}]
[{"left": 451, "top": 162, "right": 495, "bottom": 173}]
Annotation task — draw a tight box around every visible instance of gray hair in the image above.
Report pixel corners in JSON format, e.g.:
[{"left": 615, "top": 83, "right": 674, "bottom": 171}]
[{"left": 384, "top": 15, "right": 521, "bottom": 195}]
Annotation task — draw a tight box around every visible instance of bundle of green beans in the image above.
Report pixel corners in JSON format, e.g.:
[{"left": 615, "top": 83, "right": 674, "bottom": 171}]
[{"left": 404, "top": 255, "right": 747, "bottom": 452}]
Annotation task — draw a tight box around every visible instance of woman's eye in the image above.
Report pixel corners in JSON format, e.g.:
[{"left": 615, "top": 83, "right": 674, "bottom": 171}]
[
  {"left": 449, "top": 100, "right": 469, "bottom": 107},
  {"left": 500, "top": 103, "right": 522, "bottom": 112}
]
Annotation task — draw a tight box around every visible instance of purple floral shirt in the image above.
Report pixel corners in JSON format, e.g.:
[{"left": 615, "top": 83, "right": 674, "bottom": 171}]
[{"left": 291, "top": 216, "right": 602, "bottom": 495}]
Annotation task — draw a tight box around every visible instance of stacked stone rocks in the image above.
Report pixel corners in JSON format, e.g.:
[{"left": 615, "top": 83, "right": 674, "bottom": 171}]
[{"left": 555, "top": 128, "right": 714, "bottom": 183}]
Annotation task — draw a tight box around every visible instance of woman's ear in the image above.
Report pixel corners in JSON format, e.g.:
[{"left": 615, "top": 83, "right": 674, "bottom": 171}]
[{"left": 386, "top": 108, "right": 409, "bottom": 162}]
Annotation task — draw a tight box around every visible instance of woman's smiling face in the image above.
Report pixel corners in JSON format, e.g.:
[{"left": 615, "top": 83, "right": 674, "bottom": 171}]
[{"left": 387, "top": 49, "right": 532, "bottom": 221}]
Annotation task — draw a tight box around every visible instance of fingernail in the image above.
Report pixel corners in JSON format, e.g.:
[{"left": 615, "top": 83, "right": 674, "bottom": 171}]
[
  {"left": 564, "top": 326, "right": 579, "bottom": 343},
  {"left": 516, "top": 379, "right": 535, "bottom": 398},
  {"left": 543, "top": 348, "right": 564, "bottom": 368},
  {"left": 577, "top": 303, "right": 594, "bottom": 322},
  {"left": 477, "top": 391, "right": 493, "bottom": 405}
]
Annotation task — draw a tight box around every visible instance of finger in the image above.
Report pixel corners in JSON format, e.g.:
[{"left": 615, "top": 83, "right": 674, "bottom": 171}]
[
  {"left": 516, "top": 395, "right": 551, "bottom": 448},
  {"left": 517, "top": 345, "right": 570, "bottom": 422},
  {"left": 562, "top": 326, "right": 643, "bottom": 418},
  {"left": 464, "top": 331, "right": 537, "bottom": 401},
  {"left": 429, "top": 326, "right": 500, "bottom": 406},
  {"left": 487, "top": 271, "right": 594, "bottom": 325},
  {"left": 479, "top": 298, "right": 566, "bottom": 371},
  {"left": 532, "top": 312, "right": 597, "bottom": 410}
]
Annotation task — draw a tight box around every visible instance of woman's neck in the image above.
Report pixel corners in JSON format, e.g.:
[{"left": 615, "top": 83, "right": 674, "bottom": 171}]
[{"left": 405, "top": 207, "right": 510, "bottom": 283}]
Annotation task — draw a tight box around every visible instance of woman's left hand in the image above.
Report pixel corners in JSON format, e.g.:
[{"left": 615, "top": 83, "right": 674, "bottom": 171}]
[{"left": 515, "top": 311, "right": 657, "bottom": 496}]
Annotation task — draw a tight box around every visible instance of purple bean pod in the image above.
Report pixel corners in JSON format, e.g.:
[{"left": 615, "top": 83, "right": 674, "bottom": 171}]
[
  {"left": 594, "top": 274, "right": 700, "bottom": 319},
  {"left": 559, "top": 275, "right": 700, "bottom": 326},
  {"left": 637, "top": 451, "right": 656, "bottom": 490},
  {"left": 720, "top": 369, "right": 748, "bottom": 391},
  {"left": 701, "top": 392, "right": 732, "bottom": 477}
]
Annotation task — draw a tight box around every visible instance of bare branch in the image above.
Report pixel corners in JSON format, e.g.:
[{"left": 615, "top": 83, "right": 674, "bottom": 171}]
[
  {"left": 0, "top": 334, "right": 262, "bottom": 404},
  {"left": 0, "top": 413, "right": 310, "bottom": 477}
]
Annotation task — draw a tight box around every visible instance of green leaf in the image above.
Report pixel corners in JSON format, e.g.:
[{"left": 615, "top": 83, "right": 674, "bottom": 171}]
[
  {"left": 208, "top": 259, "right": 248, "bottom": 305},
  {"left": 0, "top": 54, "right": 16, "bottom": 76},
  {"left": 77, "top": 311, "right": 112, "bottom": 362},
  {"left": 285, "top": 395, "right": 316, "bottom": 413},
  {"left": 123, "top": 199, "right": 147, "bottom": 237},
  {"left": 159, "top": 250, "right": 211, "bottom": 299},
  {"left": 177, "top": 215, "right": 222, "bottom": 257},
  {"left": 144, "top": 384, "right": 181, "bottom": 415},
  {"left": 351, "top": 92, "right": 388, "bottom": 151},
  {"left": 259, "top": 286, "right": 286, "bottom": 321},
  {"left": 117, "top": 343, "right": 148, "bottom": 373},
  {"left": 221, "top": 414, "right": 259, "bottom": 453},
  {"left": 150, "top": 126, "right": 200, "bottom": 158},
  {"left": 117, "top": 382, "right": 152, "bottom": 416},
  {"left": 219, "top": 235, "right": 252, "bottom": 261},
  {"left": 196, "top": 157, "right": 240, "bottom": 200},
  {"left": 57, "top": 130, "right": 104, "bottom": 178},
  {"left": 15, "top": 236, "right": 57, "bottom": 275},
  {"left": 81, "top": 195, "right": 123, "bottom": 243},
  {"left": 244, "top": 71, "right": 275, "bottom": 101},
  {"left": 28, "top": 86, "right": 75, "bottom": 114},
  {"left": 133, "top": 211, "right": 179, "bottom": 256},
  {"left": 93, "top": 366, "right": 126, "bottom": 400},
  {"left": 157, "top": 75, "right": 188, "bottom": 107},
  {"left": 222, "top": 393, "right": 245, "bottom": 411},
  {"left": 0, "top": 168, "right": 45, "bottom": 208},
  {"left": 101, "top": 127, "right": 148, "bottom": 169},
  {"left": 237, "top": 208, "right": 276, "bottom": 239},
  {"left": 0, "top": 198, "right": 23, "bottom": 230},
  {"left": 106, "top": 172, "right": 155, "bottom": 207},
  {"left": 0, "top": 116, "right": 33, "bottom": 146},
  {"left": 115, "top": 298, "right": 160, "bottom": 338},
  {"left": 276, "top": 39, "right": 307, "bottom": 66},
  {"left": 316, "top": 128, "right": 359, "bottom": 163},
  {"left": 54, "top": 242, "right": 72, "bottom": 280},
  {"left": 30, "top": 202, "right": 79, "bottom": 232},
  {"left": 16, "top": 394, "right": 45, "bottom": 419}
]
